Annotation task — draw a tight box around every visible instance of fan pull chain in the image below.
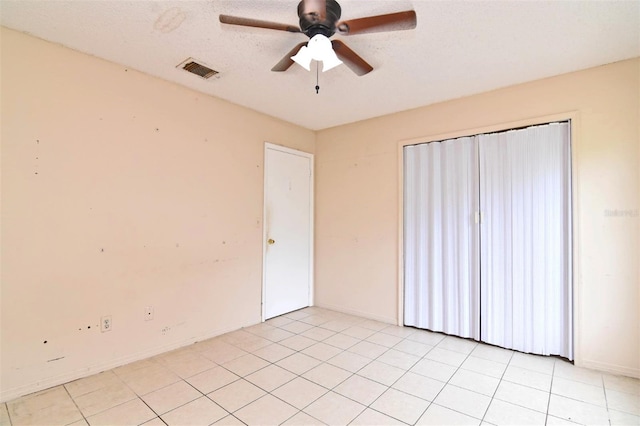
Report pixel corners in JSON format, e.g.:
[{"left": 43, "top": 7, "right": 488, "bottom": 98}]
[{"left": 315, "top": 61, "right": 320, "bottom": 94}]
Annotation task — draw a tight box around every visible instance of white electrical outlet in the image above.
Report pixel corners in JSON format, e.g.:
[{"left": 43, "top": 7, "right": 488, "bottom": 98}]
[
  {"left": 144, "top": 306, "right": 154, "bottom": 321},
  {"left": 101, "top": 315, "right": 112, "bottom": 332}
]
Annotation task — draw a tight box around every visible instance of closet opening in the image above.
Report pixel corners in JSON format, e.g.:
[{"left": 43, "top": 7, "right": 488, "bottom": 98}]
[{"left": 402, "top": 121, "right": 573, "bottom": 360}]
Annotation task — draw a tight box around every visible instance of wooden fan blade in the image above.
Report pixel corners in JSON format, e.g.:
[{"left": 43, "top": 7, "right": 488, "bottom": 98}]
[
  {"left": 219, "top": 15, "right": 301, "bottom": 33},
  {"left": 272, "top": 42, "right": 308, "bottom": 72},
  {"left": 336, "top": 10, "right": 417, "bottom": 35},
  {"left": 331, "top": 40, "right": 373, "bottom": 76}
]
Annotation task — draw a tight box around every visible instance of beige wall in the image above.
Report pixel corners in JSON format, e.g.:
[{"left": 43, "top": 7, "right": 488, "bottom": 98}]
[
  {"left": 315, "top": 58, "right": 640, "bottom": 377},
  {"left": 0, "top": 28, "right": 315, "bottom": 401}
]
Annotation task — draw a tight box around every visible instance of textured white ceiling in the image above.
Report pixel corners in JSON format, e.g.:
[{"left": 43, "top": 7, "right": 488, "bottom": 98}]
[{"left": 2, "top": 0, "right": 639, "bottom": 130}]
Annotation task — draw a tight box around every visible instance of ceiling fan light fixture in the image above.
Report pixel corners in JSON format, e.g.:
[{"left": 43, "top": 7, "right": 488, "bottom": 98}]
[
  {"left": 291, "top": 45, "right": 313, "bottom": 71},
  {"left": 321, "top": 49, "right": 342, "bottom": 72},
  {"left": 291, "top": 34, "right": 343, "bottom": 72}
]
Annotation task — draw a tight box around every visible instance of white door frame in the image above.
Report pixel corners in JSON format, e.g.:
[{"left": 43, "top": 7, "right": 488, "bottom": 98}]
[{"left": 262, "top": 142, "right": 314, "bottom": 322}]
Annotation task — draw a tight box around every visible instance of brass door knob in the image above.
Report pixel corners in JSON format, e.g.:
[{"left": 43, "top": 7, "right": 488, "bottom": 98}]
[{"left": 267, "top": 238, "right": 275, "bottom": 245}]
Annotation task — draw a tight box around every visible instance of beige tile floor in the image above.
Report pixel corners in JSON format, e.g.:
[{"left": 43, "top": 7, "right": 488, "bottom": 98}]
[{"left": 2, "top": 307, "right": 639, "bottom": 425}]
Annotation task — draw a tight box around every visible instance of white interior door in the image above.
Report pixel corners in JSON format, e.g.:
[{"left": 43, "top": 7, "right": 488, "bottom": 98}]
[{"left": 263, "top": 143, "right": 313, "bottom": 320}]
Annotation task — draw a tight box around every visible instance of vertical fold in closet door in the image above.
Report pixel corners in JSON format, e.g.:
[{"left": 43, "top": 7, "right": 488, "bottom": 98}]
[
  {"left": 404, "top": 137, "right": 480, "bottom": 340},
  {"left": 478, "top": 122, "right": 573, "bottom": 359}
]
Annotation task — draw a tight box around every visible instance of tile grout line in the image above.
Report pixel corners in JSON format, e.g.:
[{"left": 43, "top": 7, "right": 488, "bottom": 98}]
[
  {"left": 601, "top": 372, "right": 612, "bottom": 426},
  {"left": 547, "top": 371, "right": 621, "bottom": 415},
  {"left": 341, "top": 329, "right": 488, "bottom": 423},
  {"left": 327, "top": 323, "right": 505, "bottom": 424},
  {"left": 123, "top": 360, "right": 184, "bottom": 424},
  {"left": 176, "top": 336, "right": 288, "bottom": 424},
  {"left": 544, "top": 360, "right": 557, "bottom": 426},
  {"left": 183, "top": 374, "right": 239, "bottom": 424},
  {"left": 61, "top": 385, "right": 88, "bottom": 425},
  {"left": 420, "top": 337, "right": 486, "bottom": 423},
  {"left": 224, "top": 314, "right": 358, "bottom": 424},
  {"left": 268, "top": 313, "right": 391, "bottom": 424},
  {"left": 4, "top": 402, "right": 13, "bottom": 426},
  {"left": 330, "top": 321, "right": 417, "bottom": 424},
  {"left": 75, "top": 368, "right": 143, "bottom": 422},
  {"left": 137, "top": 395, "right": 164, "bottom": 425},
  {"left": 479, "top": 348, "right": 515, "bottom": 425},
  {"left": 352, "top": 333, "right": 437, "bottom": 425},
  {"left": 264, "top": 347, "right": 343, "bottom": 425},
  {"left": 406, "top": 334, "right": 552, "bottom": 423},
  {"left": 268, "top": 313, "right": 367, "bottom": 425},
  {"left": 85, "top": 357, "right": 209, "bottom": 424}
]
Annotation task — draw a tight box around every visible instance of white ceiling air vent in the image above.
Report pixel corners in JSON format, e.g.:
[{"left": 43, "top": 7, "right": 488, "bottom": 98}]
[{"left": 177, "top": 57, "right": 219, "bottom": 79}]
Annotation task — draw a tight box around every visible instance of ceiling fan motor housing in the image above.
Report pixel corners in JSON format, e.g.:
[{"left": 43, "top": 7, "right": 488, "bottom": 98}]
[{"left": 298, "top": 0, "right": 342, "bottom": 38}]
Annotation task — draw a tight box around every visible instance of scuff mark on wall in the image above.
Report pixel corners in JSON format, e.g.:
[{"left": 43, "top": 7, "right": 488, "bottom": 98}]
[{"left": 34, "top": 139, "right": 40, "bottom": 175}]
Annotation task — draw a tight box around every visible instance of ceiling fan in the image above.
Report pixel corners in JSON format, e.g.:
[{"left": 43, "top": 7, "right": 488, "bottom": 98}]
[{"left": 219, "top": 0, "right": 417, "bottom": 76}]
